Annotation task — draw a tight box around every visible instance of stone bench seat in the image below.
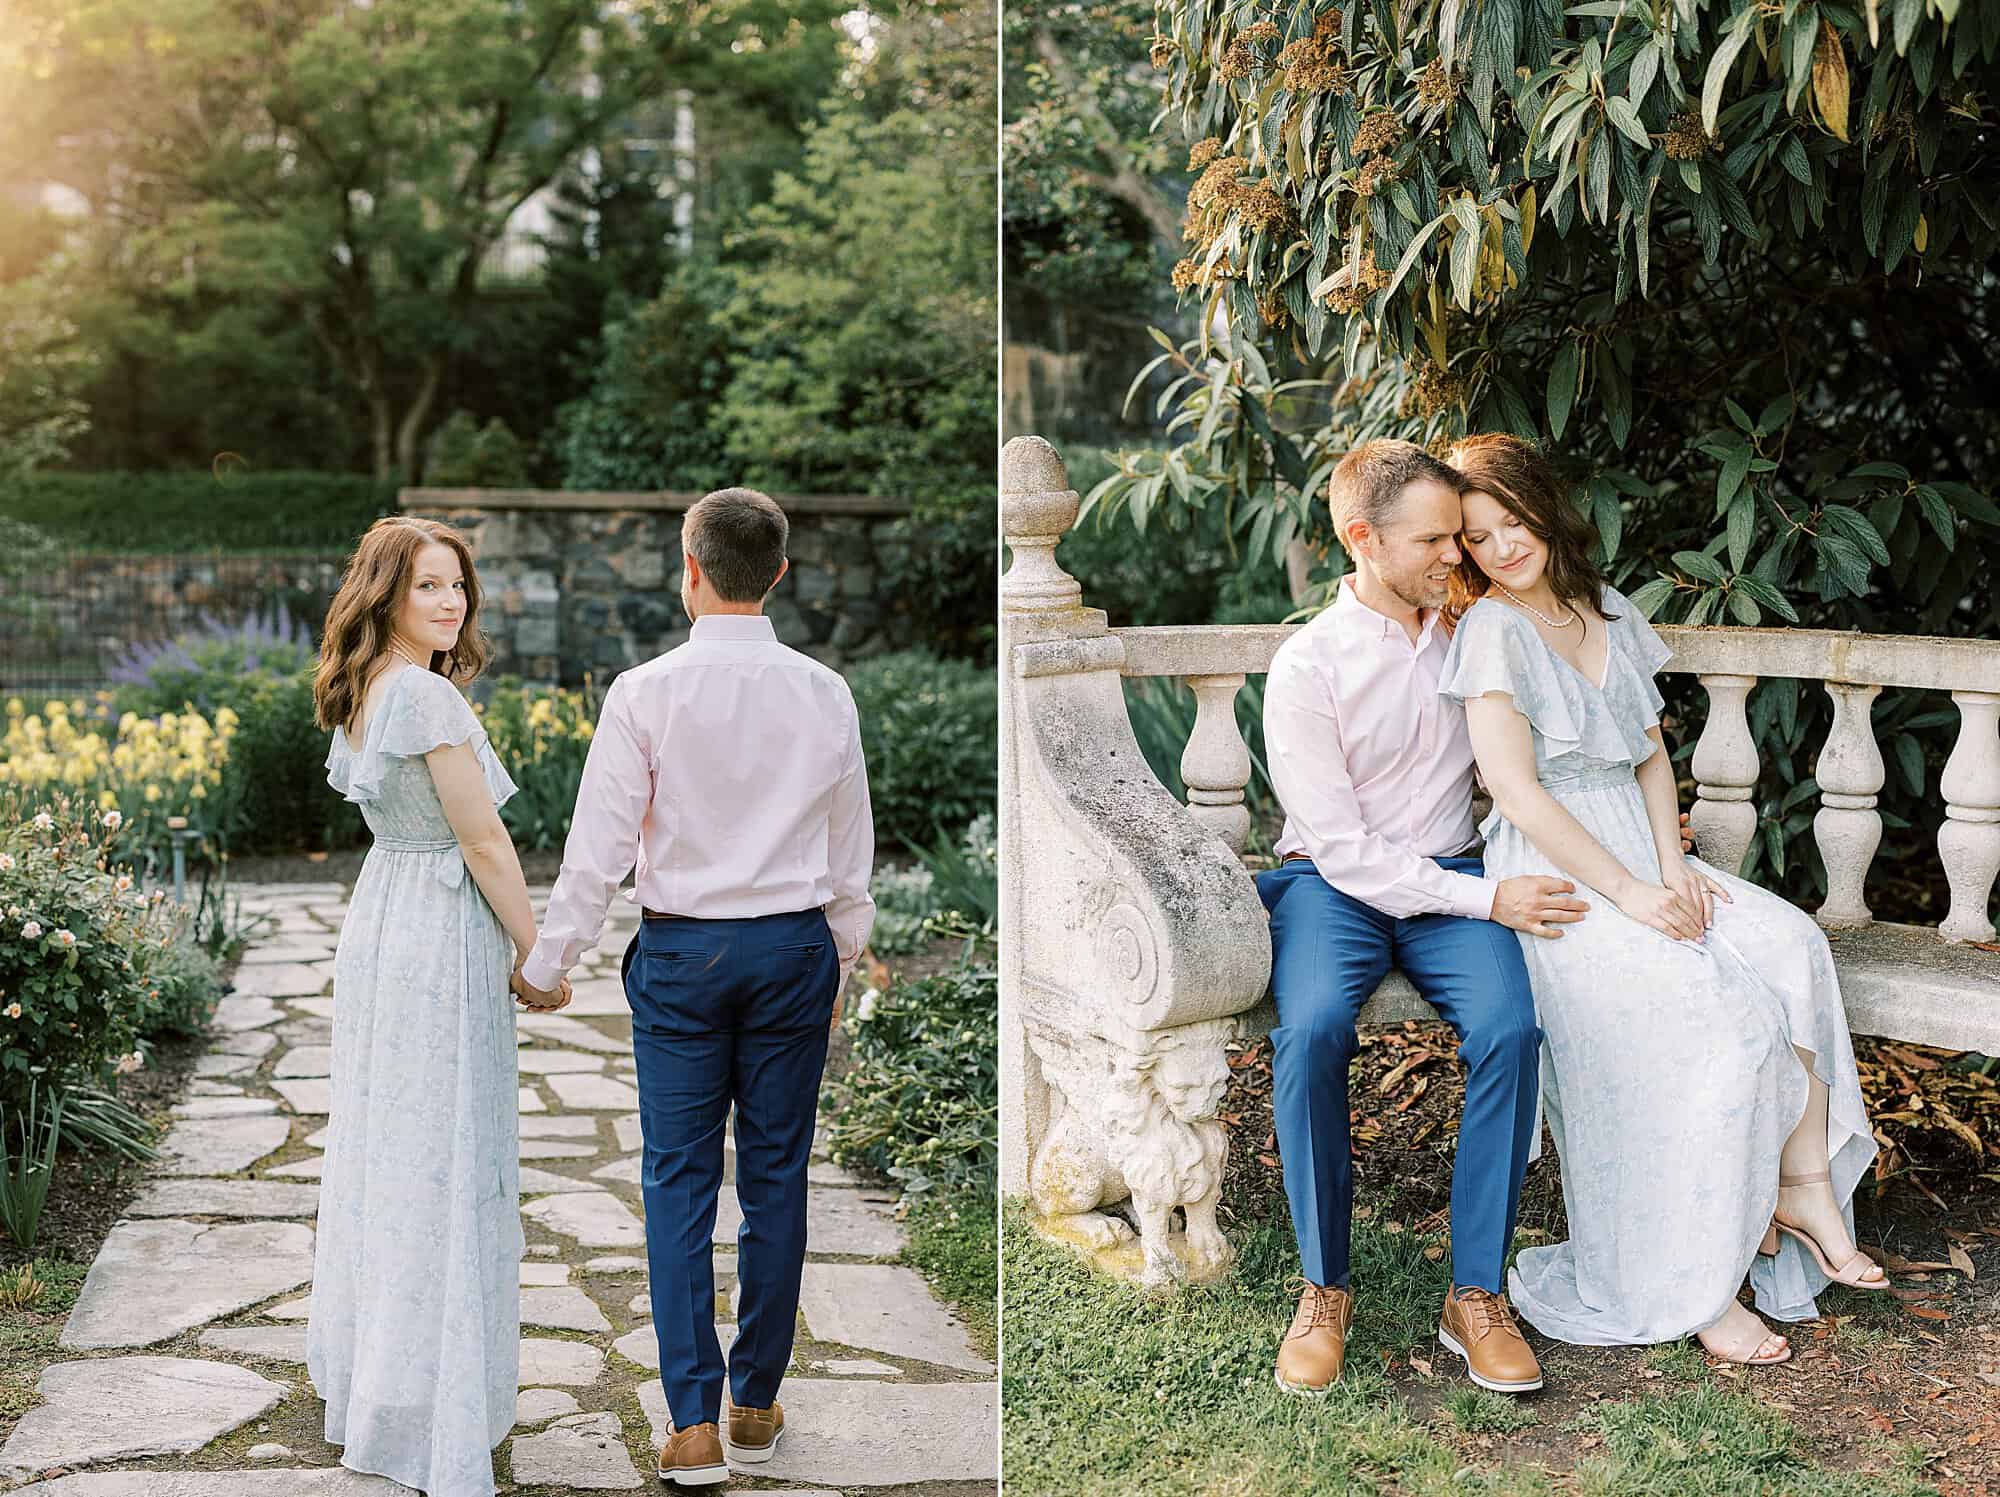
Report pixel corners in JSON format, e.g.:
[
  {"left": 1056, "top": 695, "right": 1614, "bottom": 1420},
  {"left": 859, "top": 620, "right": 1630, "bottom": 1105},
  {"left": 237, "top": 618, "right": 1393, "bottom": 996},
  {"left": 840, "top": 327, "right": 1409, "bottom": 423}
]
[{"left": 1237, "top": 920, "right": 1999, "bottom": 1056}]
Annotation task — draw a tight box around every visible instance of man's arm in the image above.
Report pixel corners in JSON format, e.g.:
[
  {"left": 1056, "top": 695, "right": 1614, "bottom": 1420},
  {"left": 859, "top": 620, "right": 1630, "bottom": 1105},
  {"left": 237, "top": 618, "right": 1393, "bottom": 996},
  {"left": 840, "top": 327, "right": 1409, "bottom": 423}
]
[
  {"left": 823, "top": 699, "right": 876, "bottom": 991},
  {"left": 518, "top": 677, "right": 652, "bottom": 993},
  {"left": 1263, "top": 654, "right": 1495, "bottom": 921}
]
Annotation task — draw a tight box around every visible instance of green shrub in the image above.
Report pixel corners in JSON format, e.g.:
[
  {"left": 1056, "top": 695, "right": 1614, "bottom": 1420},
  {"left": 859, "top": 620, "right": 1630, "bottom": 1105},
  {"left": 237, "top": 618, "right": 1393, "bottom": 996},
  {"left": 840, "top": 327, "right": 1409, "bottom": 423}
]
[
  {"left": 476, "top": 679, "right": 601, "bottom": 853},
  {"left": 426, "top": 411, "right": 533, "bottom": 488},
  {"left": 0, "top": 471, "right": 396, "bottom": 553},
  {"left": 107, "top": 608, "right": 316, "bottom": 718},
  {"left": 222, "top": 673, "right": 366, "bottom": 854},
  {"left": 824, "top": 958, "right": 996, "bottom": 1197},
  {"left": 0, "top": 799, "right": 180, "bottom": 1107},
  {"left": 139, "top": 936, "right": 223, "bottom": 1040},
  {"left": 868, "top": 865, "right": 940, "bottom": 959},
  {"left": 845, "top": 650, "right": 996, "bottom": 848}
]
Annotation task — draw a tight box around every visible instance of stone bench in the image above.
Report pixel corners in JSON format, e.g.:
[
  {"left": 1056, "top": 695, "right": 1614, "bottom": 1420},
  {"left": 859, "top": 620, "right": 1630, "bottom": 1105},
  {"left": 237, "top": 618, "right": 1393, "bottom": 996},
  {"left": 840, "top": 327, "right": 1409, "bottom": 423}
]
[{"left": 1000, "top": 433, "right": 2000, "bottom": 1288}]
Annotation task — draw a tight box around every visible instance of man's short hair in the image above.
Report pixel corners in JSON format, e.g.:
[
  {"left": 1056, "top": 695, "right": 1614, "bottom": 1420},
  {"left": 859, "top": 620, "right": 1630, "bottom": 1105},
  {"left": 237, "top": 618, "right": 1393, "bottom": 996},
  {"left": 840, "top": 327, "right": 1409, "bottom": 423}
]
[
  {"left": 683, "top": 487, "right": 788, "bottom": 602},
  {"left": 1328, "top": 440, "right": 1462, "bottom": 554}
]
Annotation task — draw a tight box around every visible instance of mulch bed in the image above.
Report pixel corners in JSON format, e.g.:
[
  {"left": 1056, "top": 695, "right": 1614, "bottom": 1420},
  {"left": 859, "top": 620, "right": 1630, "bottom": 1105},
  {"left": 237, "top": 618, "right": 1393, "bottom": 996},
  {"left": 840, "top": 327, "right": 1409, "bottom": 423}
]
[{"left": 1218, "top": 1024, "right": 2000, "bottom": 1493}]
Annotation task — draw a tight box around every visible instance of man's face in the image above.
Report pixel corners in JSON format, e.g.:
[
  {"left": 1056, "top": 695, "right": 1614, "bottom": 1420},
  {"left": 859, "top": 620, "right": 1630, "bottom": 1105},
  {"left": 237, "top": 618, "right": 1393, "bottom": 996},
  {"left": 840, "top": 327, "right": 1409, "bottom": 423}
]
[{"left": 1354, "top": 478, "right": 1463, "bottom": 610}]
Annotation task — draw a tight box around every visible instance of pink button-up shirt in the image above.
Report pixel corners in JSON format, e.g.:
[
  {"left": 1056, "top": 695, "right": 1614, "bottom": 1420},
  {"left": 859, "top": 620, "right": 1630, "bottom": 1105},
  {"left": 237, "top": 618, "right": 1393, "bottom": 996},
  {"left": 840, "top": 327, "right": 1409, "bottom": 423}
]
[
  {"left": 518, "top": 614, "right": 875, "bottom": 992},
  {"left": 1265, "top": 576, "right": 1495, "bottom": 921}
]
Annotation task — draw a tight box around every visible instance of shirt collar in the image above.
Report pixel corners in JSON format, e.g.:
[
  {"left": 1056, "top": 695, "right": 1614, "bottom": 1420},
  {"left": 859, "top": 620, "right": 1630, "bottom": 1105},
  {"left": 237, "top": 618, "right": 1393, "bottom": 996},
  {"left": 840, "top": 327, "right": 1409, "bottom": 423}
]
[
  {"left": 689, "top": 613, "right": 777, "bottom": 642},
  {"left": 1332, "top": 574, "right": 1438, "bottom": 646}
]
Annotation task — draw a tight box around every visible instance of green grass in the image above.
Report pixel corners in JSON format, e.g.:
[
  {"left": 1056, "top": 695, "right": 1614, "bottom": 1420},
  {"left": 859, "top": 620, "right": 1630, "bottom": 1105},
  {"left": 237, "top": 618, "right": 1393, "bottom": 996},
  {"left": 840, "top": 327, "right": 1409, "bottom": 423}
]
[
  {"left": 1001, "top": 1205, "right": 1940, "bottom": 1497},
  {"left": 903, "top": 1185, "right": 997, "bottom": 1356}
]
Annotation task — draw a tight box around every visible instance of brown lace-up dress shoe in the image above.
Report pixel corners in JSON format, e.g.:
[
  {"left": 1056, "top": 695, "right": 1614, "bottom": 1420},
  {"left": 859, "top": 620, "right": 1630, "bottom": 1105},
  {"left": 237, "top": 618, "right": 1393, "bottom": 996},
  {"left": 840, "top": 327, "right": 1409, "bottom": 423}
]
[
  {"left": 726, "top": 1400, "right": 784, "bottom": 1463},
  {"left": 1438, "top": 1286, "right": 1543, "bottom": 1393},
  {"left": 1275, "top": 1276, "right": 1354, "bottom": 1394},
  {"left": 655, "top": 1421, "right": 730, "bottom": 1485}
]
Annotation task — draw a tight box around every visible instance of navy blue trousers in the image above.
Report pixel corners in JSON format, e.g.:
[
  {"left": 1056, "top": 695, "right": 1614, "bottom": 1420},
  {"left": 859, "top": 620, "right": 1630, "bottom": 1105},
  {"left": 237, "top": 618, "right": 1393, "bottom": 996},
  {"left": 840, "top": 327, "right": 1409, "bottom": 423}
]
[
  {"left": 1254, "top": 857, "right": 1540, "bottom": 1293},
  {"left": 621, "top": 907, "right": 839, "bottom": 1429}
]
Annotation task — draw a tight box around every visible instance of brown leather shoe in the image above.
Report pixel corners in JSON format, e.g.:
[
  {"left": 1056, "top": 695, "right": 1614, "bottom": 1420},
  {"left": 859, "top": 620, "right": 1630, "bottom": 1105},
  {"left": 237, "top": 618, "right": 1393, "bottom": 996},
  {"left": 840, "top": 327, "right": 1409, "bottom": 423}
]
[
  {"left": 655, "top": 1421, "right": 729, "bottom": 1486},
  {"left": 1438, "top": 1286, "right": 1543, "bottom": 1393},
  {"left": 726, "top": 1399, "right": 784, "bottom": 1463},
  {"left": 1275, "top": 1276, "right": 1354, "bottom": 1394}
]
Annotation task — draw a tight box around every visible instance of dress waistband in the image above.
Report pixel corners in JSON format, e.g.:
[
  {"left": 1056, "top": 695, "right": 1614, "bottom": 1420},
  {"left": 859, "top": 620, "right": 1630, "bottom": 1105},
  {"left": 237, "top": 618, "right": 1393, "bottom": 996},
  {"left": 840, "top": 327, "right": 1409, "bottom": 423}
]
[
  {"left": 372, "top": 836, "right": 460, "bottom": 854},
  {"left": 1539, "top": 763, "right": 1638, "bottom": 792}
]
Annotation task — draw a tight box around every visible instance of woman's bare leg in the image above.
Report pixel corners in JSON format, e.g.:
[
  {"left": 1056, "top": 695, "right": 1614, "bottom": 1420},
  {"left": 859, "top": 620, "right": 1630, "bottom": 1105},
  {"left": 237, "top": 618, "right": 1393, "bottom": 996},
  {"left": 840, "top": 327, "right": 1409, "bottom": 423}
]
[{"left": 1773, "top": 1046, "right": 1884, "bottom": 1284}]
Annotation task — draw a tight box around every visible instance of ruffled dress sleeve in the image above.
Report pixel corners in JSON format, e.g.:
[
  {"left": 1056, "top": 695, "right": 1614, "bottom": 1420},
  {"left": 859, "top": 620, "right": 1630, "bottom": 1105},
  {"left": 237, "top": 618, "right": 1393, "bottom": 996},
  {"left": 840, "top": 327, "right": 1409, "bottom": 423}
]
[
  {"left": 1605, "top": 584, "right": 1674, "bottom": 721},
  {"left": 326, "top": 669, "right": 518, "bottom": 809}
]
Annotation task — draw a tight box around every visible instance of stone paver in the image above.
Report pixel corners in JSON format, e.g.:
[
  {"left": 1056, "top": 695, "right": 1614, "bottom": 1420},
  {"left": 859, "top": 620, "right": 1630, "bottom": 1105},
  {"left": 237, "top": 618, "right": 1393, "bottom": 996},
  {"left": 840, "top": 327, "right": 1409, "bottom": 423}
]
[
  {"left": 62, "top": 1220, "right": 314, "bottom": 1349},
  {"left": 272, "top": 1078, "right": 332, "bottom": 1115},
  {"left": 126, "top": 1179, "right": 320, "bottom": 1219},
  {"left": 508, "top": 1411, "right": 642, "bottom": 1489},
  {"left": 154, "top": 1117, "right": 290, "bottom": 1177},
  {"left": 515, "top": 1047, "right": 605, "bottom": 1074},
  {"left": 521, "top": 1190, "right": 645, "bottom": 1247},
  {"left": 544, "top": 1073, "right": 644, "bottom": 1111},
  {"left": 9, "top": 1473, "right": 412, "bottom": 1495},
  {"left": 28, "top": 880, "right": 994, "bottom": 1494},
  {"left": 519, "top": 1286, "right": 612, "bottom": 1333},
  {"left": 171, "top": 1096, "right": 280, "bottom": 1120},
  {"left": 714, "top": 1184, "right": 906, "bottom": 1257},
  {"left": 644, "top": 1379, "right": 996, "bottom": 1486},
  {"left": 517, "top": 1337, "right": 605, "bottom": 1386},
  {"left": 273, "top": 1045, "right": 333, "bottom": 1078},
  {"left": 197, "top": 1326, "right": 308, "bottom": 1363},
  {"left": 514, "top": 1388, "right": 581, "bottom": 1426},
  {"left": 211, "top": 996, "right": 285, "bottom": 1032},
  {"left": 798, "top": 1264, "right": 991, "bottom": 1372},
  {"left": 0, "top": 1358, "right": 285, "bottom": 1478},
  {"left": 229, "top": 963, "right": 328, "bottom": 999}
]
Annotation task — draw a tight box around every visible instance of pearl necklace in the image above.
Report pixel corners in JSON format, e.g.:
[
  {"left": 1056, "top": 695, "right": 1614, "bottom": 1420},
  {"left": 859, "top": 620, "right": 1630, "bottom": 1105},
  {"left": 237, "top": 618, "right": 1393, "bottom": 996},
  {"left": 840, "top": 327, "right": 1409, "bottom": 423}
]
[
  {"left": 387, "top": 641, "right": 430, "bottom": 670},
  {"left": 1491, "top": 581, "right": 1581, "bottom": 631}
]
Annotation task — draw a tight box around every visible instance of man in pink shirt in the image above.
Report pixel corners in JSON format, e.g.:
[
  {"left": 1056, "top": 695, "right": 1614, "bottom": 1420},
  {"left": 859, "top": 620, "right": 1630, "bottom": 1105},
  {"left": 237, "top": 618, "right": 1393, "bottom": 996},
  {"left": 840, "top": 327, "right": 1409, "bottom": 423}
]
[
  {"left": 513, "top": 487, "right": 874, "bottom": 1484},
  {"left": 1259, "top": 441, "right": 1585, "bottom": 1398}
]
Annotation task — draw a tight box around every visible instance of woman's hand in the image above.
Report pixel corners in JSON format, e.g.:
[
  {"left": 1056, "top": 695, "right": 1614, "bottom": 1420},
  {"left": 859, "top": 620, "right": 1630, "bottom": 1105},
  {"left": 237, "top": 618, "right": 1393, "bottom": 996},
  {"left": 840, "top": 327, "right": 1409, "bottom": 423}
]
[
  {"left": 1614, "top": 876, "right": 1708, "bottom": 944},
  {"left": 1660, "top": 852, "right": 1733, "bottom": 932}
]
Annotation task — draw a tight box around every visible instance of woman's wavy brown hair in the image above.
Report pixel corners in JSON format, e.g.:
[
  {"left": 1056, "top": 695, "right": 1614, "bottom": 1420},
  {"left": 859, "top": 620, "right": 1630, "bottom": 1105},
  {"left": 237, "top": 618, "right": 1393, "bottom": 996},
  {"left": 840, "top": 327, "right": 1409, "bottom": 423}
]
[
  {"left": 312, "top": 517, "right": 490, "bottom": 734},
  {"left": 1443, "top": 433, "right": 1618, "bottom": 626}
]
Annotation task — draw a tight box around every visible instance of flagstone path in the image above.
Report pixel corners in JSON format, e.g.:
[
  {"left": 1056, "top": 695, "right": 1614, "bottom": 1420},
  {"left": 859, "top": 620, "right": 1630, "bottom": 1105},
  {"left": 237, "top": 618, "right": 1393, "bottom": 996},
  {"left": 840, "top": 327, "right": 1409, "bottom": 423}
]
[{"left": 0, "top": 883, "right": 997, "bottom": 1495}]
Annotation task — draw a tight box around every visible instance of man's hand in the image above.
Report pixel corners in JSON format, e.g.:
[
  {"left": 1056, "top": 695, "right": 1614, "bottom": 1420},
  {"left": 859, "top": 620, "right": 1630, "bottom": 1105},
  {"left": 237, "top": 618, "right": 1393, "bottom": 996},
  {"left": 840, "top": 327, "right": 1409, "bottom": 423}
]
[
  {"left": 511, "top": 968, "right": 573, "bottom": 1012},
  {"left": 1491, "top": 876, "right": 1591, "bottom": 939},
  {"left": 1680, "top": 810, "right": 1696, "bottom": 856}
]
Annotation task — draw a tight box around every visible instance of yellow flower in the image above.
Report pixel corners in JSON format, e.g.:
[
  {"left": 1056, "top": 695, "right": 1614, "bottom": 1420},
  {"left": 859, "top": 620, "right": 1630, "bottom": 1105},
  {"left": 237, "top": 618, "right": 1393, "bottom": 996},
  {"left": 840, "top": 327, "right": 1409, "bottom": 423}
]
[{"left": 145, "top": 785, "right": 162, "bottom": 803}]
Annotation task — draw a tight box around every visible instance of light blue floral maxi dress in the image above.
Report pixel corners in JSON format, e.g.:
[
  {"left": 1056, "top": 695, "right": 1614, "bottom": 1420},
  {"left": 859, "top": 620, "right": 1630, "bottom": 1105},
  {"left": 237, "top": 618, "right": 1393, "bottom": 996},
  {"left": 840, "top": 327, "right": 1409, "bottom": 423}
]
[
  {"left": 1438, "top": 586, "right": 1876, "bottom": 1344},
  {"left": 310, "top": 667, "right": 524, "bottom": 1497}
]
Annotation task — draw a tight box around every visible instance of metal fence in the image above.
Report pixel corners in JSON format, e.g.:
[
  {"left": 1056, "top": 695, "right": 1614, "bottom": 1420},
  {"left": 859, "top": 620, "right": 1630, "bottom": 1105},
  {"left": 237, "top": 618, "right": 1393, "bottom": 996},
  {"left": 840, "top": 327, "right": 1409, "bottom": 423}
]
[{"left": 0, "top": 552, "right": 345, "bottom": 696}]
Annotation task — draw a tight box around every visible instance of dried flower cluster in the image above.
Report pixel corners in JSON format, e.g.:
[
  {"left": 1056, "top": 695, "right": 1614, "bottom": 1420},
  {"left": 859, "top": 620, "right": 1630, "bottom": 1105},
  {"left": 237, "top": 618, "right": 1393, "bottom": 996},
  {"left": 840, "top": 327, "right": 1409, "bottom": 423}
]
[
  {"left": 1171, "top": 257, "right": 1204, "bottom": 293},
  {"left": 1405, "top": 362, "right": 1467, "bottom": 418},
  {"left": 1322, "top": 257, "right": 1390, "bottom": 314},
  {"left": 1219, "top": 37, "right": 1256, "bottom": 79},
  {"left": 1416, "top": 58, "right": 1459, "bottom": 111},
  {"left": 1356, "top": 155, "right": 1399, "bottom": 197},
  {"left": 1314, "top": 8, "right": 1345, "bottom": 41},
  {"left": 1257, "top": 290, "right": 1291, "bottom": 330},
  {"left": 1190, "top": 153, "right": 1252, "bottom": 209},
  {"left": 1241, "top": 20, "right": 1282, "bottom": 43},
  {"left": 1188, "top": 137, "right": 1224, "bottom": 171},
  {"left": 1353, "top": 108, "right": 1404, "bottom": 158},
  {"left": 1663, "top": 112, "right": 1713, "bottom": 160},
  {"left": 1238, "top": 184, "right": 1296, "bottom": 236},
  {"left": 1278, "top": 36, "right": 1349, "bottom": 94},
  {"left": 1150, "top": 34, "right": 1176, "bottom": 69}
]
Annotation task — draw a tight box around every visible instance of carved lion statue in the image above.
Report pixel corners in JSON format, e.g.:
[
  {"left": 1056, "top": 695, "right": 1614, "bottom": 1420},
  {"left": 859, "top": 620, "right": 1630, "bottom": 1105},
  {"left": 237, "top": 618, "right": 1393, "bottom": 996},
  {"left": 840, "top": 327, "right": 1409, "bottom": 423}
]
[{"left": 1026, "top": 1018, "right": 1236, "bottom": 1288}]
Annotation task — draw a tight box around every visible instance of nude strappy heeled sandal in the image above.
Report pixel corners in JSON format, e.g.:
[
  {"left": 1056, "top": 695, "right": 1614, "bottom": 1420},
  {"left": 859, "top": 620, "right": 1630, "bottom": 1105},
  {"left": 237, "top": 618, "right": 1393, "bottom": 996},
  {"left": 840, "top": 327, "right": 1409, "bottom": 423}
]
[
  {"left": 1696, "top": 1319, "right": 1792, "bottom": 1366},
  {"left": 1757, "top": 1170, "right": 1890, "bottom": 1290}
]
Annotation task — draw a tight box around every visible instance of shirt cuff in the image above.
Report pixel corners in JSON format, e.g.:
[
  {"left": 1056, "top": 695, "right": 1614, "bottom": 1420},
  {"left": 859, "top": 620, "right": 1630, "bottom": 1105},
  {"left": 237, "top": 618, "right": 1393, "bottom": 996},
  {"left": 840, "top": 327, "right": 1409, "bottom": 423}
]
[
  {"left": 518, "top": 951, "right": 564, "bottom": 993},
  {"left": 1448, "top": 871, "right": 1498, "bottom": 923}
]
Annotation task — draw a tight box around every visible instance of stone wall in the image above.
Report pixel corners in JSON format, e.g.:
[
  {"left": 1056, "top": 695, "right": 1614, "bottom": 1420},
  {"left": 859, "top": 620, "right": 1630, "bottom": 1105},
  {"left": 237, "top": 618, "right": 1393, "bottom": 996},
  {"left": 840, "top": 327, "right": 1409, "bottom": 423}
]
[{"left": 398, "top": 488, "right": 916, "bottom": 686}]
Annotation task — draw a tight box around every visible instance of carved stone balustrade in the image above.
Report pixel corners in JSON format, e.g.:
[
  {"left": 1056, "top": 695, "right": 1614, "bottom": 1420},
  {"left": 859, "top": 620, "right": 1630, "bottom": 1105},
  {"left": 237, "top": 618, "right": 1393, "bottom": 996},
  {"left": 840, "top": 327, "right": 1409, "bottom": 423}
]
[{"left": 1002, "top": 433, "right": 2000, "bottom": 1289}]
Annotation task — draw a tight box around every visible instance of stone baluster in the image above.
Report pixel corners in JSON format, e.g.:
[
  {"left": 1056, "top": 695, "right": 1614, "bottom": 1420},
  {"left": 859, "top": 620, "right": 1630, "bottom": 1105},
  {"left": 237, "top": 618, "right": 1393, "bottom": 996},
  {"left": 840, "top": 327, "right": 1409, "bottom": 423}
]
[
  {"left": 1813, "top": 682, "right": 1884, "bottom": 927},
  {"left": 1180, "top": 673, "right": 1252, "bottom": 854},
  {"left": 1689, "top": 674, "right": 1759, "bottom": 875},
  {"left": 1937, "top": 690, "right": 2000, "bottom": 945}
]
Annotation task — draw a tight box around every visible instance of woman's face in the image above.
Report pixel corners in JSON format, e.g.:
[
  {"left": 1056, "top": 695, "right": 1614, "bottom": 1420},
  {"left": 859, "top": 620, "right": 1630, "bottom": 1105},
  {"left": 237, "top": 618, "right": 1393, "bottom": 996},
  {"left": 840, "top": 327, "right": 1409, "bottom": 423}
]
[
  {"left": 396, "top": 542, "right": 467, "bottom": 658},
  {"left": 1459, "top": 489, "right": 1549, "bottom": 592}
]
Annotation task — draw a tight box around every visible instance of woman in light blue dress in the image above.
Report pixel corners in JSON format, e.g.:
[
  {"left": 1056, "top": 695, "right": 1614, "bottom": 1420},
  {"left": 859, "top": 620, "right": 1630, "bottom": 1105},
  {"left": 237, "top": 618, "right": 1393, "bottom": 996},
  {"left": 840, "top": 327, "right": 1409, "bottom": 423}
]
[
  {"left": 1437, "top": 435, "right": 1884, "bottom": 1366},
  {"left": 309, "top": 518, "right": 569, "bottom": 1497}
]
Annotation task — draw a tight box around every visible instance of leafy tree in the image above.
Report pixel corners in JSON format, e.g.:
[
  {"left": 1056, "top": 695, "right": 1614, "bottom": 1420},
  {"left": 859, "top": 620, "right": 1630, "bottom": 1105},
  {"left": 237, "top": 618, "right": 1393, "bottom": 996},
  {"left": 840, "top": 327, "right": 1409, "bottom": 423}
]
[
  {"left": 0, "top": 0, "right": 849, "bottom": 480},
  {"left": 1088, "top": 0, "right": 2000, "bottom": 900},
  {"left": 0, "top": 272, "right": 95, "bottom": 481}
]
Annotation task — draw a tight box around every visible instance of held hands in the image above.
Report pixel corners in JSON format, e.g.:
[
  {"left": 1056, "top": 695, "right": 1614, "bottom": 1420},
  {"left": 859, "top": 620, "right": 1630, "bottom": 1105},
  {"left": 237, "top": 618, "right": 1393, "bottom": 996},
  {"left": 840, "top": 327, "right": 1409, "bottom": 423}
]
[
  {"left": 1491, "top": 876, "right": 1591, "bottom": 939},
  {"left": 510, "top": 964, "right": 573, "bottom": 1013},
  {"left": 1614, "top": 858, "right": 1730, "bottom": 946}
]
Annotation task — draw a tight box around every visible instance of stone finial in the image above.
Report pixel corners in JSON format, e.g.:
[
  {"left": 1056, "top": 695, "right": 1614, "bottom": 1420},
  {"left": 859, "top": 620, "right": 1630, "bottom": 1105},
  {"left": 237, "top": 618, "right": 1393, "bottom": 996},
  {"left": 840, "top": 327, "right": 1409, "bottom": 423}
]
[{"left": 1001, "top": 435, "right": 1084, "bottom": 615}]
